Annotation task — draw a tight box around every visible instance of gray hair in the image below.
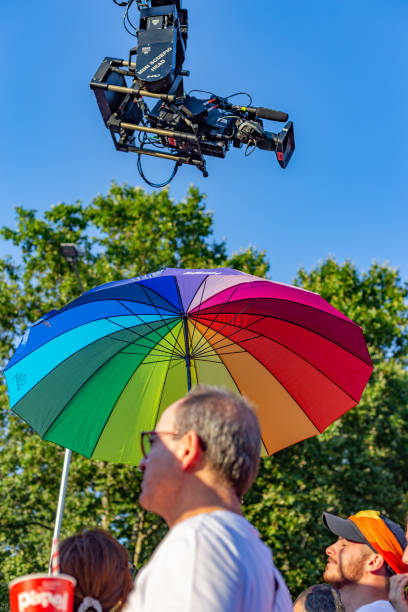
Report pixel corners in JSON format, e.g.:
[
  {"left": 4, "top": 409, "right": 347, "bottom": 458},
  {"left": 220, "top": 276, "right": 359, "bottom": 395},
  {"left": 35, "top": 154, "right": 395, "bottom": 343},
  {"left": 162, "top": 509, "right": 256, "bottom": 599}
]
[
  {"left": 174, "top": 385, "right": 261, "bottom": 497},
  {"left": 295, "top": 584, "right": 344, "bottom": 612}
]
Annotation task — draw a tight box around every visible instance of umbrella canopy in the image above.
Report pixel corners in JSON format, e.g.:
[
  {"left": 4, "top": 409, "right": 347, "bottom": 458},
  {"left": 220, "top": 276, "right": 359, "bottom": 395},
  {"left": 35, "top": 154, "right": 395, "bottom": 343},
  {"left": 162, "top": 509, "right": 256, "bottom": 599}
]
[{"left": 5, "top": 267, "right": 373, "bottom": 463}]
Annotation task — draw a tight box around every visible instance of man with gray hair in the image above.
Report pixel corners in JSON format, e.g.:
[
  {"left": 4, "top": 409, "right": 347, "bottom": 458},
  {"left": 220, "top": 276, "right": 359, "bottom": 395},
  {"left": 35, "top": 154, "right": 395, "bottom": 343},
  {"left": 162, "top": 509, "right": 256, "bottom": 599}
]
[{"left": 124, "top": 385, "right": 292, "bottom": 611}]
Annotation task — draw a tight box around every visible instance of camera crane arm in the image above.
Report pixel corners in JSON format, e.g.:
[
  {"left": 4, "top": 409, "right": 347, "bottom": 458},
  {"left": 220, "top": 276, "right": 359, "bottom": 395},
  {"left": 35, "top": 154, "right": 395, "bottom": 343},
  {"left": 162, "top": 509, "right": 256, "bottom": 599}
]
[{"left": 92, "top": 0, "right": 295, "bottom": 186}]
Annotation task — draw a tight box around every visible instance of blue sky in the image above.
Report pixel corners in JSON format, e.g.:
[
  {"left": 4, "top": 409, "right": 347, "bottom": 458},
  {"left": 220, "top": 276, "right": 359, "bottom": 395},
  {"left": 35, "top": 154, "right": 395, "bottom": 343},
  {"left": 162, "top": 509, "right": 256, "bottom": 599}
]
[{"left": 2, "top": 0, "right": 407, "bottom": 284}]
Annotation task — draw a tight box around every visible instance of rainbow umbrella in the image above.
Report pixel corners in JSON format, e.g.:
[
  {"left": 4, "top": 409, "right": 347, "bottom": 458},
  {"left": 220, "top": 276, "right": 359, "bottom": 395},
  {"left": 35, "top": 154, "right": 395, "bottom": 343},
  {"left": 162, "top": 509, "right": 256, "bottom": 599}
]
[
  {"left": 5, "top": 267, "right": 373, "bottom": 462},
  {"left": 4, "top": 267, "right": 373, "bottom": 568}
]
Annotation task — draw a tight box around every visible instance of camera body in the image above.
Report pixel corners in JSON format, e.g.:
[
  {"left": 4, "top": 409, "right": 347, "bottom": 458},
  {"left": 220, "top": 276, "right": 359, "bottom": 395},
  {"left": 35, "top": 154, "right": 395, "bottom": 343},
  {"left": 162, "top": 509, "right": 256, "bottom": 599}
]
[{"left": 90, "top": 0, "right": 295, "bottom": 185}]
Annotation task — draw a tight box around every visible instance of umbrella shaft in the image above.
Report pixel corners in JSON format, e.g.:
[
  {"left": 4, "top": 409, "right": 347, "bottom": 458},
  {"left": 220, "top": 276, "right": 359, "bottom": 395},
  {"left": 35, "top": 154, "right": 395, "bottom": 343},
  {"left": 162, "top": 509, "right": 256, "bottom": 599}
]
[
  {"left": 182, "top": 316, "right": 191, "bottom": 391},
  {"left": 48, "top": 448, "right": 72, "bottom": 574}
]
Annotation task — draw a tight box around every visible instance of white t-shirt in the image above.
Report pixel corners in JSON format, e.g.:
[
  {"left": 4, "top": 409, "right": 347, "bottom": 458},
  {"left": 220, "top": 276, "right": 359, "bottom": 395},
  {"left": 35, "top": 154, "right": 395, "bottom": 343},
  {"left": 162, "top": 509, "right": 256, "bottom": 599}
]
[
  {"left": 356, "top": 602, "right": 396, "bottom": 612},
  {"left": 124, "top": 510, "right": 292, "bottom": 612}
]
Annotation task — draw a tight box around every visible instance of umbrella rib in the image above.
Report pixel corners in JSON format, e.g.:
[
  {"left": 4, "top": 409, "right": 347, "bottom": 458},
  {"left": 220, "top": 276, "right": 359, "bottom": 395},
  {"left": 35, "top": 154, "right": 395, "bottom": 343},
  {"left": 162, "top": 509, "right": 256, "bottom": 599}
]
[
  {"left": 116, "top": 343, "right": 176, "bottom": 358},
  {"left": 108, "top": 332, "right": 178, "bottom": 357},
  {"left": 196, "top": 337, "right": 247, "bottom": 397},
  {"left": 198, "top": 349, "right": 243, "bottom": 360},
  {"left": 139, "top": 357, "right": 186, "bottom": 364},
  {"left": 200, "top": 334, "right": 261, "bottom": 355},
  {"left": 187, "top": 277, "right": 255, "bottom": 313},
  {"left": 109, "top": 334, "right": 178, "bottom": 358},
  {"left": 203, "top": 312, "right": 266, "bottom": 340},
  {"left": 153, "top": 350, "right": 182, "bottom": 425},
  {"left": 191, "top": 309, "right": 268, "bottom": 352},
  {"left": 192, "top": 328, "right": 264, "bottom": 357},
  {"left": 122, "top": 300, "right": 183, "bottom": 352},
  {"left": 133, "top": 282, "right": 181, "bottom": 315},
  {"left": 168, "top": 357, "right": 186, "bottom": 372},
  {"left": 195, "top": 354, "right": 246, "bottom": 363},
  {"left": 120, "top": 350, "right": 180, "bottom": 358},
  {"left": 189, "top": 285, "right": 245, "bottom": 355},
  {"left": 190, "top": 358, "right": 223, "bottom": 364},
  {"left": 194, "top": 346, "right": 246, "bottom": 359},
  {"left": 184, "top": 274, "right": 211, "bottom": 312},
  {"left": 191, "top": 353, "right": 198, "bottom": 386},
  {"left": 192, "top": 333, "right": 249, "bottom": 357},
  {"left": 173, "top": 273, "right": 186, "bottom": 314},
  {"left": 116, "top": 299, "right": 177, "bottom": 340},
  {"left": 186, "top": 314, "right": 200, "bottom": 388},
  {"left": 260, "top": 433, "right": 270, "bottom": 457},
  {"left": 106, "top": 315, "right": 172, "bottom": 342},
  {"left": 190, "top": 308, "right": 249, "bottom": 356},
  {"left": 134, "top": 287, "right": 186, "bottom": 357},
  {"left": 191, "top": 312, "right": 276, "bottom": 357},
  {"left": 106, "top": 318, "right": 178, "bottom": 357},
  {"left": 189, "top": 319, "right": 263, "bottom": 359},
  {"left": 188, "top": 276, "right": 209, "bottom": 352},
  {"left": 119, "top": 332, "right": 184, "bottom": 358},
  {"left": 117, "top": 300, "right": 184, "bottom": 358}
]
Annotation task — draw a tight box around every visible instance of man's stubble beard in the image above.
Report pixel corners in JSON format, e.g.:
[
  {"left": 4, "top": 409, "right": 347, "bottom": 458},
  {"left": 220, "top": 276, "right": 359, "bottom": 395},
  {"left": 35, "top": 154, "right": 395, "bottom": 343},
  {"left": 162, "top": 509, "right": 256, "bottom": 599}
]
[
  {"left": 323, "top": 564, "right": 344, "bottom": 590},
  {"left": 323, "top": 557, "right": 366, "bottom": 590}
]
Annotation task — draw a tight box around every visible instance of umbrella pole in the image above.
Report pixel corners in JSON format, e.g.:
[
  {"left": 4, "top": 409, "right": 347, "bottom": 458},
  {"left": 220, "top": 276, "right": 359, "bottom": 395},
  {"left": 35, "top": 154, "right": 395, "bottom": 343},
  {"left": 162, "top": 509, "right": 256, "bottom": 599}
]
[
  {"left": 48, "top": 448, "right": 72, "bottom": 574},
  {"left": 182, "top": 315, "right": 192, "bottom": 391}
]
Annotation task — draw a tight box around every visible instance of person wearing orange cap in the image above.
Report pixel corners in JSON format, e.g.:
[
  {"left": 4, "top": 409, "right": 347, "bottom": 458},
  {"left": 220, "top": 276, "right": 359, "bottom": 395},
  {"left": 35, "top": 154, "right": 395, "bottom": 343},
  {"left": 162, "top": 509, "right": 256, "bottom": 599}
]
[
  {"left": 389, "top": 523, "right": 408, "bottom": 612},
  {"left": 322, "top": 510, "right": 408, "bottom": 612}
]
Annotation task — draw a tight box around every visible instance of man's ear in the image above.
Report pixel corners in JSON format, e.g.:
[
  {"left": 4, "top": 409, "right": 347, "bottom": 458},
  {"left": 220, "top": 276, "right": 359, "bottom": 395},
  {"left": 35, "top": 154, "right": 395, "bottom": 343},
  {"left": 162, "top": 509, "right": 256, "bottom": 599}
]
[
  {"left": 366, "top": 552, "right": 386, "bottom": 574},
  {"left": 178, "top": 430, "right": 202, "bottom": 471}
]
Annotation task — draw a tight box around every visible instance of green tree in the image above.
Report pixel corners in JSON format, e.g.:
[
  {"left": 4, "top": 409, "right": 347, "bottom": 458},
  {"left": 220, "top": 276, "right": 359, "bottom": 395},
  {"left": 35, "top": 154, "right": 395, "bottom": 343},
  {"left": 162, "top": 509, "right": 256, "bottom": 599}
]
[
  {"left": 0, "top": 183, "right": 269, "bottom": 604},
  {"left": 243, "top": 259, "right": 408, "bottom": 596},
  {"left": 2, "top": 186, "right": 407, "bottom": 604}
]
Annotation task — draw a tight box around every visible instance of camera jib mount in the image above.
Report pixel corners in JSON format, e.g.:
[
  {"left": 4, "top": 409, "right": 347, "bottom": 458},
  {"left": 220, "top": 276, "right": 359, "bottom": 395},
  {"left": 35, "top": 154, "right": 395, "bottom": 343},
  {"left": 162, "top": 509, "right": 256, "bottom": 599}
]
[{"left": 91, "top": 0, "right": 295, "bottom": 187}]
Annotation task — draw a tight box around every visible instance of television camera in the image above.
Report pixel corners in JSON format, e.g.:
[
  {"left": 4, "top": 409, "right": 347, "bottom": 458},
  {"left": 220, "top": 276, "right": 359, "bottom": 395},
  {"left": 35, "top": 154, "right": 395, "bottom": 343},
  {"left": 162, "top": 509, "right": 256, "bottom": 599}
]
[{"left": 90, "top": 0, "right": 295, "bottom": 186}]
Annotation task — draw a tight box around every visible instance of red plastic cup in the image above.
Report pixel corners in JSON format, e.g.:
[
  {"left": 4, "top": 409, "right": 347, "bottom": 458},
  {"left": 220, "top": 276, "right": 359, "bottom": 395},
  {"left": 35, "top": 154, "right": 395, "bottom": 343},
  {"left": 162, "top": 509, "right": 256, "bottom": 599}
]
[{"left": 9, "top": 573, "right": 76, "bottom": 612}]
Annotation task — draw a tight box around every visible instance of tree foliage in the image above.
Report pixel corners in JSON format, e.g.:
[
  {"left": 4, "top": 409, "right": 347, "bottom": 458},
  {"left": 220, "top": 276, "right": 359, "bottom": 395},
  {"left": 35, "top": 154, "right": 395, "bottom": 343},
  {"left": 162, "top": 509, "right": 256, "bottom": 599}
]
[
  {"left": 1, "top": 185, "right": 407, "bottom": 604},
  {"left": 0, "top": 183, "right": 268, "bottom": 603}
]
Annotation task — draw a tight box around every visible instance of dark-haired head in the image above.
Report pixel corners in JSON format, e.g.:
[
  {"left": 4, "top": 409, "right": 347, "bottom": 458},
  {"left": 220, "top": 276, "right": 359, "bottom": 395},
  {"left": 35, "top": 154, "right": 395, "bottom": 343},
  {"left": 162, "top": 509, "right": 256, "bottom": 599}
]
[
  {"left": 60, "top": 529, "right": 133, "bottom": 612},
  {"left": 294, "top": 584, "right": 344, "bottom": 612}
]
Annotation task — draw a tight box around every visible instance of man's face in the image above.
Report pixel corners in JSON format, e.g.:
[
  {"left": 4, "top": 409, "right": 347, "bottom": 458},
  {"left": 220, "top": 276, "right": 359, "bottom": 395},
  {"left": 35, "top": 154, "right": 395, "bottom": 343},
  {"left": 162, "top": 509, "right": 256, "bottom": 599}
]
[
  {"left": 138, "top": 400, "right": 183, "bottom": 520},
  {"left": 323, "top": 537, "right": 371, "bottom": 589}
]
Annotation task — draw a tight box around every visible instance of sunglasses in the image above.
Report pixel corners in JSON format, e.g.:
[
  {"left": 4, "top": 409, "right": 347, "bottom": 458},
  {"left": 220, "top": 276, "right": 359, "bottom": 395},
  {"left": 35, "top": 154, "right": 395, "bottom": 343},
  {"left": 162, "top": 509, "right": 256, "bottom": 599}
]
[
  {"left": 140, "top": 430, "right": 181, "bottom": 458},
  {"left": 140, "top": 430, "right": 207, "bottom": 459}
]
